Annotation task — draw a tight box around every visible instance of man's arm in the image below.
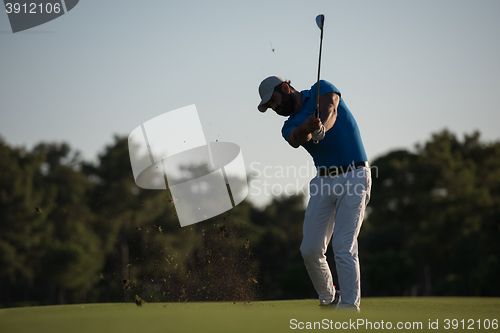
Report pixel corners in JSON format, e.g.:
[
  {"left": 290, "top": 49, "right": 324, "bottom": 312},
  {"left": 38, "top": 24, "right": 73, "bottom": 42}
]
[
  {"left": 319, "top": 92, "right": 339, "bottom": 132},
  {"left": 287, "top": 92, "right": 339, "bottom": 148}
]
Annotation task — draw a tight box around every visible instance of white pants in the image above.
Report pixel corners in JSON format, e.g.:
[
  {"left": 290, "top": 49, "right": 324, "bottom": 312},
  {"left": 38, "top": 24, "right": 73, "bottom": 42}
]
[{"left": 300, "top": 167, "right": 371, "bottom": 310}]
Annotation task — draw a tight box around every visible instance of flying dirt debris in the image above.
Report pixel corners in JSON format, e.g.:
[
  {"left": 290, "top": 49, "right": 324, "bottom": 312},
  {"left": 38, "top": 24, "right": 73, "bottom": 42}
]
[{"left": 134, "top": 295, "right": 144, "bottom": 306}]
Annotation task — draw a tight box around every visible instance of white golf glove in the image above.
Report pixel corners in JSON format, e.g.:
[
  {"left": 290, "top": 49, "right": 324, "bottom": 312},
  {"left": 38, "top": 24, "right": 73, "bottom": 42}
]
[{"left": 312, "top": 125, "right": 326, "bottom": 141}]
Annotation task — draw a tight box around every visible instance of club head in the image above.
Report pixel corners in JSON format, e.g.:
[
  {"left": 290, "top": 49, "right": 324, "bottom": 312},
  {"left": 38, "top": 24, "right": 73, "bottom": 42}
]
[{"left": 316, "top": 14, "right": 325, "bottom": 30}]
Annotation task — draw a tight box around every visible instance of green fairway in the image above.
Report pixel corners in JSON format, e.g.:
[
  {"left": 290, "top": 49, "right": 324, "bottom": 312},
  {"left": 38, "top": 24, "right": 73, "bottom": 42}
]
[{"left": 1, "top": 298, "right": 499, "bottom": 333}]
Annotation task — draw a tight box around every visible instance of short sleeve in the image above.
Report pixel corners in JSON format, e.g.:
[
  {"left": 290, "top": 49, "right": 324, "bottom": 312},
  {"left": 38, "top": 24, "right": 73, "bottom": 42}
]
[
  {"left": 282, "top": 120, "right": 295, "bottom": 142},
  {"left": 311, "top": 80, "right": 340, "bottom": 98}
]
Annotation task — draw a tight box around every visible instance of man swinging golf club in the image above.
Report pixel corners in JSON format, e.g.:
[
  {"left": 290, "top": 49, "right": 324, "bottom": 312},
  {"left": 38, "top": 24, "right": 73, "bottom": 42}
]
[{"left": 256, "top": 15, "right": 371, "bottom": 312}]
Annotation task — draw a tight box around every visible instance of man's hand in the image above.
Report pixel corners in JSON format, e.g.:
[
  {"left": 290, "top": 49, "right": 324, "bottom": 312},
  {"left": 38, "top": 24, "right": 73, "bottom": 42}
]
[
  {"left": 312, "top": 125, "right": 326, "bottom": 141},
  {"left": 301, "top": 114, "right": 322, "bottom": 134},
  {"left": 287, "top": 92, "right": 339, "bottom": 148},
  {"left": 288, "top": 115, "right": 323, "bottom": 148}
]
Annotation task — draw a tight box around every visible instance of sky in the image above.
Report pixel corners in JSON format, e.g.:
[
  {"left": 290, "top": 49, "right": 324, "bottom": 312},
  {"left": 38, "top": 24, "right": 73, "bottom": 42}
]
[{"left": 1, "top": 0, "right": 499, "bottom": 208}]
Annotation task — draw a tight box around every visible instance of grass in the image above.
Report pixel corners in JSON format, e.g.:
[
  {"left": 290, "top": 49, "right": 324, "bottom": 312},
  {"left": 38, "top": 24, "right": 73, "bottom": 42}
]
[{"left": 0, "top": 297, "right": 499, "bottom": 332}]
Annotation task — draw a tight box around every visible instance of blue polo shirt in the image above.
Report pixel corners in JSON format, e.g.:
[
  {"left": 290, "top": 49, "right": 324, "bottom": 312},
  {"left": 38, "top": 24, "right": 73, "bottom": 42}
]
[{"left": 282, "top": 80, "right": 367, "bottom": 169}]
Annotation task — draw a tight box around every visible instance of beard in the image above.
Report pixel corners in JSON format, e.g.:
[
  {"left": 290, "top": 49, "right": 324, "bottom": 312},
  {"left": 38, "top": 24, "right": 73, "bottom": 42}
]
[{"left": 276, "top": 92, "right": 296, "bottom": 117}]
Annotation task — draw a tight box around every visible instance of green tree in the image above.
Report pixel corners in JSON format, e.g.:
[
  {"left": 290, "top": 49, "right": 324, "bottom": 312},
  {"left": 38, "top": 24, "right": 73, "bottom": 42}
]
[
  {"left": 82, "top": 135, "right": 175, "bottom": 302},
  {"left": 0, "top": 137, "right": 49, "bottom": 306},
  {"left": 32, "top": 142, "right": 104, "bottom": 304},
  {"left": 251, "top": 194, "right": 311, "bottom": 300},
  {"left": 0, "top": 138, "right": 104, "bottom": 306},
  {"left": 361, "top": 130, "right": 500, "bottom": 296}
]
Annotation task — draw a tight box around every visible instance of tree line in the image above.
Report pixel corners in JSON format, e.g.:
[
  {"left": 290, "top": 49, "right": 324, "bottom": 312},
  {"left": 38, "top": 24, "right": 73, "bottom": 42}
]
[{"left": 0, "top": 129, "right": 499, "bottom": 307}]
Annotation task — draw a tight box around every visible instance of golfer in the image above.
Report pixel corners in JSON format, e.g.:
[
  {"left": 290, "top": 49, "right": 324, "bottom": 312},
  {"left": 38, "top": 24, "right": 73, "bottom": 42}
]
[{"left": 257, "top": 76, "right": 371, "bottom": 312}]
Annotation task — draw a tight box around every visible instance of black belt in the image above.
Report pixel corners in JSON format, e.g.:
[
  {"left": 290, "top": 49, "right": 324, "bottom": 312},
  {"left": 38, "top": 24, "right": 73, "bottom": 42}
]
[{"left": 318, "top": 161, "right": 369, "bottom": 177}]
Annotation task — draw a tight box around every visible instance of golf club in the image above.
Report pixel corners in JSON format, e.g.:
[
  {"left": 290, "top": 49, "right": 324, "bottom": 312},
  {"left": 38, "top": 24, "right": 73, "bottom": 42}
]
[{"left": 313, "top": 14, "right": 325, "bottom": 144}]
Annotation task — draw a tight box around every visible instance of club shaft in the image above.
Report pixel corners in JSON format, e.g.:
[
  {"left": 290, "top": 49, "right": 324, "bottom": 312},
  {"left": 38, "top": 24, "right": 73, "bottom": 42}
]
[
  {"left": 314, "top": 27, "right": 324, "bottom": 119},
  {"left": 313, "top": 21, "right": 324, "bottom": 144}
]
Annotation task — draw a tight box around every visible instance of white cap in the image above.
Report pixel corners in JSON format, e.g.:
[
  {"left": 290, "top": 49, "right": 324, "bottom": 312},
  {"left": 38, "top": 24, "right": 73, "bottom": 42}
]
[{"left": 257, "top": 76, "right": 285, "bottom": 112}]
